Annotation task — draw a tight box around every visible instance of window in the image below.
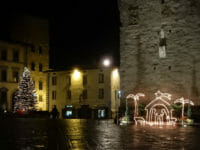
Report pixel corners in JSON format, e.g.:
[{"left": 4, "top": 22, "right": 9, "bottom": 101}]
[
  {"left": 66, "top": 111, "right": 72, "bottom": 117},
  {"left": 31, "top": 62, "right": 35, "bottom": 71},
  {"left": 52, "top": 76, "right": 57, "bottom": 85},
  {"left": 82, "top": 89, "right": 87, "bottom": 99},
  {"left": 98, "top": 109, "right": 105, "bottom": 118},
  {"left": 39, "top": 81, "right": 43, "bottom": 90},
  {"left": 67, "top": 89, "right": 71, "bottom": 99},
  {"left": 39, "top": 63, "right": 43, "bottom": 72},
  {"left": 161, "top": 0, "right": 165, "bottom": 4},
  {"left": 98, "top": 88, "right": 104, "bottom": 99},
  {"left": 1, "top": 50, "right": 7, "bottom": 60},
  {"left": 39, "top": 46, "right": 42, "bottom": 54},
  {"left": 159, "top": 38, "right": 166, "bottom": 47},
  {"left": 1, "top": 70, "right": 7, "bottom": 82},
  {"left": 13, "top": 71, "right": 19, "bottom": 82},
  {"left": 39, "top": 95, "right": 43, "bottom": 102},
  {"left": 99, "top": 73, "right": 104, "bottom": 83},
  {"left": 52, "top": 91, "right": 56, "bottom": 100},
  {"left": 83, "top": 75, "right": 87, "bottom": 86},
  {"left": 13, "top": 50, "right": 19, "bottom": 62},
  {"left": 66, "top": 76, "right": 71, "bottom": 86},
  {"left": 31, "top": 45, "right": 35, "bottom": 52}
]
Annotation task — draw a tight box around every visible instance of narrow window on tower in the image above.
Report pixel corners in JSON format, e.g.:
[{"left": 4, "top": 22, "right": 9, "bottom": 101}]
[{"left": 159, "top": 29, "right": 166, "bottom": 58}]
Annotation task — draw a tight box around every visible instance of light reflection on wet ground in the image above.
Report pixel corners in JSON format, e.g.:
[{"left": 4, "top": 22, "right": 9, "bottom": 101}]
[
  {"left": 62, "top": 119, "right": 200, "bottom": 150},
  {"left": 0, "top": 118, "right": 200, "bottom": 150}
]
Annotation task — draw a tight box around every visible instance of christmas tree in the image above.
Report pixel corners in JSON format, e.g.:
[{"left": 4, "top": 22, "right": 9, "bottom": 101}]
[{"left": 14, "top": 67, "right": 37, "bottom": 113}]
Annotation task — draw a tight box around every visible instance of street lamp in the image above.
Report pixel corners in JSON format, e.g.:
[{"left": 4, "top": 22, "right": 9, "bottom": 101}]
[{"left": 103, "top": 58, "right": 111, "bottom": 67}]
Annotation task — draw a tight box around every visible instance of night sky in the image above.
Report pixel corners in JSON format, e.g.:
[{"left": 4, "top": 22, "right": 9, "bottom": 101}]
[{"left": 0, "top": 1, "right": 120, "bottom": 69}]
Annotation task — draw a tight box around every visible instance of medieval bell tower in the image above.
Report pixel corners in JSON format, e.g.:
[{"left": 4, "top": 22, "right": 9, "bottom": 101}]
[{"left": 119, "top": 0, "right": 200, "bottom": 104}]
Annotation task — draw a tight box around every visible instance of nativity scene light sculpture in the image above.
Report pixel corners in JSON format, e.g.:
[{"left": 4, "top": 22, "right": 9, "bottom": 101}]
[{"left": 126, "top": 90, "right": 194, "bottom": 126}]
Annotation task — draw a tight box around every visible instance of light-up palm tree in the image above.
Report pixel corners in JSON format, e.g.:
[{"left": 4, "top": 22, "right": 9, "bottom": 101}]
[
  {"left": 174, "top": 97, "right": 194, "bottom": 125},
  {"left": 126, "top": 93, "right": 145, "bottom": 118}
]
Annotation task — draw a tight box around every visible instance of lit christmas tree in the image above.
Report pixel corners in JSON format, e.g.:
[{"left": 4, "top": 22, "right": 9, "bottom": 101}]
[{"left": 14, "top": 67, "right": 37, "bottom": 113}]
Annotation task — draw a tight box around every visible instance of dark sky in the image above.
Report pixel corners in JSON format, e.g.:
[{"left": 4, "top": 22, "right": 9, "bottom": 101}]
[{"left": 0, "top": 1, "right": 120, "bottom": 69}]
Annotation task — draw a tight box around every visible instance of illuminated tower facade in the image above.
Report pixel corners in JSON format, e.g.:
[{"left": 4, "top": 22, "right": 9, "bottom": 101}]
[{"left": 119, "top": 0, "right": 200, "bottom": 104}]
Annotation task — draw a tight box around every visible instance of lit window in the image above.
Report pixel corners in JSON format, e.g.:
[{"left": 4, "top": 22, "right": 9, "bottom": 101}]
[
  {"left": 98, "top": 109, "right": 105, "bottom": 118},
  {"left": 66, "top": 111, "right": 72, "bottom": 117}
]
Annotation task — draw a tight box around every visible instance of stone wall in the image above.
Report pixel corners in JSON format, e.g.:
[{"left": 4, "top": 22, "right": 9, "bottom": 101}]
[{"left": 119, "top": 0, "right": 200, "bottom": 104}]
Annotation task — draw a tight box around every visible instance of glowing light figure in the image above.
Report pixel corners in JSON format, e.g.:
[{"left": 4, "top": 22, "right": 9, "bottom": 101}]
[
  {"left": 174, "top": 97, "right": 194, "bottom": 125},
  {"left": 134, "top": 117, "right": 145, "bottom": 126},
  {"left": 145, "top": 91, "right": 176, "bottom": 126},
  {"left": 126, "top": 93, "right": 145, "bottom": 117}
]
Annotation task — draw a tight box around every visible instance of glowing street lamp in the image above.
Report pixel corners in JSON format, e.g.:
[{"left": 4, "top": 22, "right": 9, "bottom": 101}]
[
  {"left": 103, "top": 59, "right": 110, "bottom": 67},
  {"left": 73, "top": 69, "right": 81, "bottom": 80}
]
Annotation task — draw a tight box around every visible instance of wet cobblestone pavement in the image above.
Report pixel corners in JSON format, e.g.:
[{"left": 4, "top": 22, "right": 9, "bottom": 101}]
[
  {"left": 1, "top": 118, "right": 200, "bottom": 150},
  {"left": 62, "top": 119, "right": 200, "bottom": 150}
]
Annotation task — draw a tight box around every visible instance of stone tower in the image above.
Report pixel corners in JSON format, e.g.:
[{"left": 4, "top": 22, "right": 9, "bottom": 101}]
[{"left": 119, "top": 0, "right": 200, "bottom": 104}]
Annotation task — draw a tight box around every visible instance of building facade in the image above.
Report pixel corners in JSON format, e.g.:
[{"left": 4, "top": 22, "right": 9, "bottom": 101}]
[
  {"left": 0, "top": 14, "right": 49, "bottom": 111},
  {"left": 47, "top": 68, "right": 120, "bottom": 118},
  {"left": 119, "top": 0, "right": 200, "bottom": 104}
]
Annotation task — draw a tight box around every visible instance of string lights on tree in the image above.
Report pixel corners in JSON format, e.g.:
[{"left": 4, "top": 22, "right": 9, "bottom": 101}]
[{"left": 14, "top": 67, "right": 37, "bottom": 113}]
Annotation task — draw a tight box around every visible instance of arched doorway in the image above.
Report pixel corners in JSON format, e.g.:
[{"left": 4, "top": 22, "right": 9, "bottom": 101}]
[{"left": 0, "top": 87, "right": 8, "bottom": 110}]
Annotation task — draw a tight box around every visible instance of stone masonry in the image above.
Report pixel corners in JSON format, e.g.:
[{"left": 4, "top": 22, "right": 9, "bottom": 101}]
[{"left": 119, "top": 0, "right": 200, "bottom": 104}]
